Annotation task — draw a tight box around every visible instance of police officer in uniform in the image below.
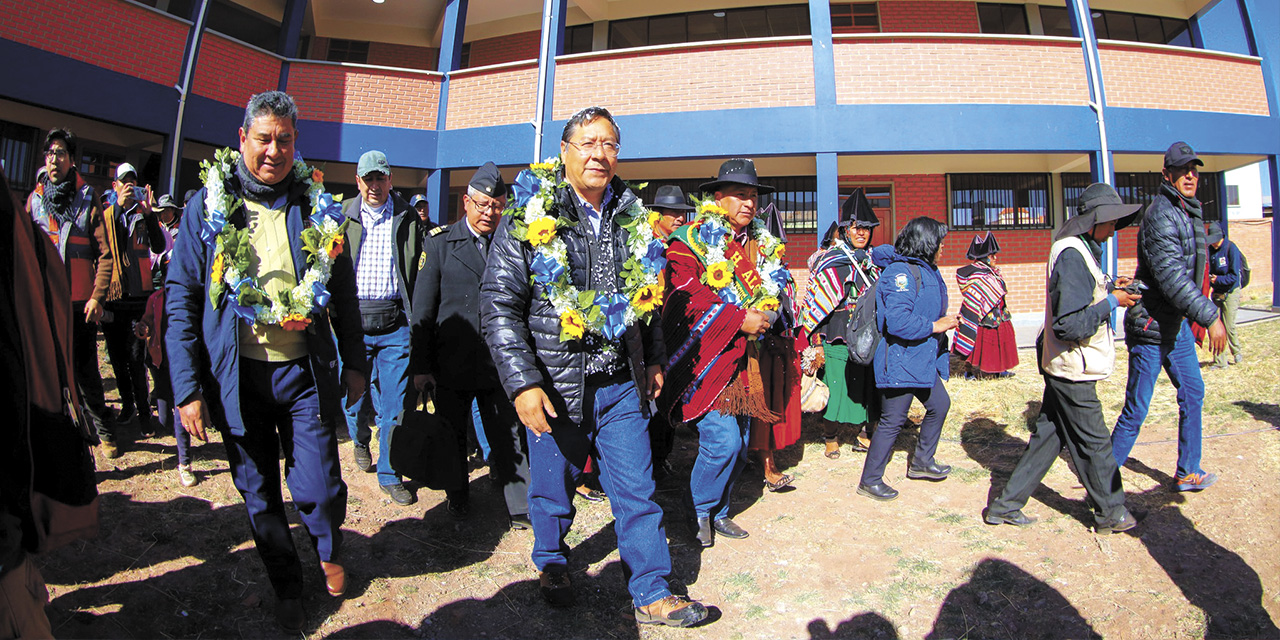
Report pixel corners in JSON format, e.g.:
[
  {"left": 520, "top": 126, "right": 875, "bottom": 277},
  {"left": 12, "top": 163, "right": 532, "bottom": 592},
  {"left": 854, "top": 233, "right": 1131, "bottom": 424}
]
[{"left": 412, "top": 162, "right": 530, "bottom": 528}]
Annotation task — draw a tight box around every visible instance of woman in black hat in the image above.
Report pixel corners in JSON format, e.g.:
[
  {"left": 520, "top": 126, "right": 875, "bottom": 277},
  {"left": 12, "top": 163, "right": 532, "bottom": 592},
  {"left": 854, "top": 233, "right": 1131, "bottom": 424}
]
[
  {"left": 797, "top": 189, "right": 889, "bottom": 458},
  {"left": 953, "top": 232, "right": 1018, "bottom": 379}
]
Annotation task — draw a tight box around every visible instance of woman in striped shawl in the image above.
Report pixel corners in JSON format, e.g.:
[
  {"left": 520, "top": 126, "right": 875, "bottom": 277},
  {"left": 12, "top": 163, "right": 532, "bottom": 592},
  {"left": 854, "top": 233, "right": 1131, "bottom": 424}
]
[
  {"left": 953, "top": 232, "right": 1018, "bottom": 378},
  {"left": 797, "top": 190, "right": 893, "bottom": 458}
]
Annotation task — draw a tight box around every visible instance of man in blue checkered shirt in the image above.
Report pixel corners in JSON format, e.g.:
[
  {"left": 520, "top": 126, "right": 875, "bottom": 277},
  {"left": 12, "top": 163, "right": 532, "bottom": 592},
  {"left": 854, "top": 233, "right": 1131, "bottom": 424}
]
[{"left": 339, "top": 150, "right": 424, "bottom": 505}]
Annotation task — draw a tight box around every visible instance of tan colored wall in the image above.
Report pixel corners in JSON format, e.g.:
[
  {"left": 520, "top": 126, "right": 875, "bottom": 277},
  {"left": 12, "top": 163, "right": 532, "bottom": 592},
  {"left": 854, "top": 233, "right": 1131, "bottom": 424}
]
[
  {"left": 445, "top": 64, "right": 539, "bottom": 130},
  {"left": 834, "top": 37, "right": 1089, "bottom": 105},
  {"left": 287, "top": 62, "right": 440, "bottom": 129},
  {"left": 1099, "top": 44, "right": 1269, "bottom": 116}
]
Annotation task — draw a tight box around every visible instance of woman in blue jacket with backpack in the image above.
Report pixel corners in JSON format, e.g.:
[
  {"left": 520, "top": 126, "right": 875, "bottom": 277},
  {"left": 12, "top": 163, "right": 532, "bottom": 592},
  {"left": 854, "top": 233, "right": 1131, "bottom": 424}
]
[{"left": 858, "top": 217, "right": 959, "bottom": 501}]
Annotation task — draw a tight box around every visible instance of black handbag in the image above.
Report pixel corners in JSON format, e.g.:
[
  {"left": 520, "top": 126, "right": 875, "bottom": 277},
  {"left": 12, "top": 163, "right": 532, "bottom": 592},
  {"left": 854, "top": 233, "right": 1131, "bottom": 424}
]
[{"left": 389, "top": 391, "right": 464, "bottom": 492}]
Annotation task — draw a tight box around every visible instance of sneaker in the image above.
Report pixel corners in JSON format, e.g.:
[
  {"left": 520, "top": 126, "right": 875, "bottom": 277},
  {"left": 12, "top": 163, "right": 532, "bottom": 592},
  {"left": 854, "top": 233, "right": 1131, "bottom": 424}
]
[
  {"left": 635, "top": 595, "right": 709, "bottom": 628},
  {"left": 379, "top": 482, "right": 416, "bottom": 506},
  {"left": 352, "top": 443, "right": 374, "bottom": 473},
  {"left": 1233, "top": 354, "right": 1243, "bottom": 365},
  {"left": 177, "top": 464, "right": 199, "bottom": 487},
  {"left": 1095, "top": 510, "right": 1138, "bottom": 535},
  {"left": 1211, "top": 362, "right": 1227, "bottom": 370},
  {"left": 1176, "top": 472, "right": 1217, "bottom": 492}
]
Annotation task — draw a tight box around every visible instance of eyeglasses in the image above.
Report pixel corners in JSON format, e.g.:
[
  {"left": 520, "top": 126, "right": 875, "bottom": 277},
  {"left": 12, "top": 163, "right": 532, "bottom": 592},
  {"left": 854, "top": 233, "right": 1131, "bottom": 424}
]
[
  {"left": 566, "top": 139, "right": 621, "bottom": 158},
  {"left": 467, "top": 196, "right": 504, "bottom": 213},
  {"left": 45, "top": 148, "right": 69, "bottom": 159}
]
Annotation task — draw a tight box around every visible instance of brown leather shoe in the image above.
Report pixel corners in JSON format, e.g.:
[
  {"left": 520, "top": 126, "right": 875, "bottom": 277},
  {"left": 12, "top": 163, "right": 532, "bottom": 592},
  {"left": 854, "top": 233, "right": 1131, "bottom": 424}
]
[
  {"left": 635, "top": 595, "right": 709, "bottom": 627},
  {"left": 322, "top": 561, "right": 346, "bottom": 597},
  {"left": 275, "top": 598, "right": 305, "bottom": 632}
]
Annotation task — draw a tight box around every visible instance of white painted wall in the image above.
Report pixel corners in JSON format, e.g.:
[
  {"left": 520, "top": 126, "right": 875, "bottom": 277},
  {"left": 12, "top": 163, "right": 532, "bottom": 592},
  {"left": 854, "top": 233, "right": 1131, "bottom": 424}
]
[{"left": 1226, "top": 162, "right": 1264, "bottom": 220}]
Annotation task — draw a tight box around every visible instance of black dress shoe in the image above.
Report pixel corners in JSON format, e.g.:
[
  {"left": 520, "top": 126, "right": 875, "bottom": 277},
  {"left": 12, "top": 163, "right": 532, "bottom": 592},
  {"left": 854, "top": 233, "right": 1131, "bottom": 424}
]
[
  {"left": 510, "top": 513, "right": 532, "bottom": 530},
  {"left": 907, "top": 461, "right": 952, "bottom": 481},
  {"left": 353, "top": 443, "right": 374, "bottom": 473},
  {"left": 984, "top": 508, "right": 1037, "bottom": 527},
  {"left": 539, "top": 566, "right": 575, "bottom": 607},
  {"left": 447, "top": 498, "right": 470, "bottom": 519},
  {"left": 857, "top": 482, "right": 899, "bottom": 501},
  {"left": 576, "top": 487, "right": 606, "bottom": 502},
  {"left": 275, "top": 598, "right": 305, "bottom": 632},
  {"left": 694, "top": 516, "right": 713, "bottom": 547},
  {"left": 379, "top": 482, "right": 416, "bottom": 505},
  {"left": 712, "top": 517, "right": 749, "bottom": 539}
]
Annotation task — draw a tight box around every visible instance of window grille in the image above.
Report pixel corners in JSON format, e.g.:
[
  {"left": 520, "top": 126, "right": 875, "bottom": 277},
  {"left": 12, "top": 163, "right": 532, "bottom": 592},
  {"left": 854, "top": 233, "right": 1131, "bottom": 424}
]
[{"left": 949, "top": 173, "right": 1051, "bottom": 229}]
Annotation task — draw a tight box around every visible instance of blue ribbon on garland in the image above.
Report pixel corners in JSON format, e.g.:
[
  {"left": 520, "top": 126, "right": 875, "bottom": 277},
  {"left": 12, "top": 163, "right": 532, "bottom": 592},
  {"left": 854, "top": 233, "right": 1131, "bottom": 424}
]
[
  {"left": 530, "top": 252, "right": 565, "bottom": 287},
  {"left": 698, "top": 221, "right": 728, "bottom": 247},
  {"left": 228, "top": 278, "right": 258, "bottom": 325},
  {"left": 201, "top": 207, "right": 226, "bottom": 245},
  {"left": 312, "top": 281, "right": 331, "bottom": 311},
  {"left": 512, "top": 170, "right": 541, "bottom": 208},
  {"left": 641, "top": 239, "right": 668, "bottom": 273},
  {"left": 596, "top": 292, "right": 630, "bottom": 341},
  {"left": 310, "top": 192, "right": 344, "bottom": 227}
]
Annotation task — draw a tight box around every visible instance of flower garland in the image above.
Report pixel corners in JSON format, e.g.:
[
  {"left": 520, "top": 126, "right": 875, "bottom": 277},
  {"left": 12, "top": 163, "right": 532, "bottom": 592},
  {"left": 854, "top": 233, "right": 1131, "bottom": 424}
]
[
  {"left": 506, "top": 157, "right": 668, "bottom": 342},
  {"left": 199, "top": 147, "right": 347, "bottom": 330},
  {"left": 689, "top": 196, "right": 790, "bottom": 313}
]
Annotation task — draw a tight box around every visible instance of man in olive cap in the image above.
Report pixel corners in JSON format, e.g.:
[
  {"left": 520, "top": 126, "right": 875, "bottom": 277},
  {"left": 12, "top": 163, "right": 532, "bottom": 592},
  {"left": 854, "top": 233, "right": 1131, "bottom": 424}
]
[
  {"left": 985, "top": 182, "right": 1141, "bottom": 533},
  {"left": 340, "top": 150, "right": 424, "bottom": 505},
  {"left": 412, "top": 162, "right": 530, "bottom": 527},
  {"left": 1111, "top": 141, "right": 1225, "bottom": 492}
]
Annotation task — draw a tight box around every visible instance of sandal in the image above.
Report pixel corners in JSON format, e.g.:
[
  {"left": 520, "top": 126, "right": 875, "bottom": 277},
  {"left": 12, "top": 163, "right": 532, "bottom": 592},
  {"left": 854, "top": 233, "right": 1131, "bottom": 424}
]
[
  {"left": 824, "top": 441, "right": 841, "bottom": 459},
  {"left": 764, "top": 474, "right": 794, "bottom": 492},
  {"left": 851, "top": 433, "right": 871, "bottom": 453}
]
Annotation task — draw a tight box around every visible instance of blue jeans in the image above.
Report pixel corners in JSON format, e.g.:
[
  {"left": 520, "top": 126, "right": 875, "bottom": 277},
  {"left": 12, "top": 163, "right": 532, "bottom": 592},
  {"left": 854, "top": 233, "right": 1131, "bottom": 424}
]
[
  {"left": 526, "top": 378, "right": 672, "bottom": 608},
  {"left": 1112, "top": 321, "right": 1206, "bottom": 478},
  {"left": 343, "top": 323, "right": 411, "bottom": 486},
  {"left": 689, "top": 410, "right": 750, "bottom": 521}
]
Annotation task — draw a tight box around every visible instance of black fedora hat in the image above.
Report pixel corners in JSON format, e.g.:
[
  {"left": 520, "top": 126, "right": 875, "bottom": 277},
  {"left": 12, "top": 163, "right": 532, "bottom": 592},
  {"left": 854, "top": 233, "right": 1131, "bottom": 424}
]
[
  {"left": 841, "top": 188, "right": 880, "bottom": 228},
  {"left": 1056, "top": 183, "right": 1142, "bottom": 240},
  {"left": 966, "top": 231, "right": 1001, "bottom": 260},
  {"left": 700, "top": 158, "right": 775, "bottom": 195},
  {"left": 650, "top": 185, "right": 695, "bottom": 211}
]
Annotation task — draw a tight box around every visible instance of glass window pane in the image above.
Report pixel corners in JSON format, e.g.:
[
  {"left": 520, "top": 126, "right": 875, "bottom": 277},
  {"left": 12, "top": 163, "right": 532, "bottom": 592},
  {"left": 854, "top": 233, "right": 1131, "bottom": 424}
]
[
  {"left": 610, "top": 19, "right": 647, "bottom": 49},
  {"left": 977, "top": 5, "right": 1005, "bottom": 34},
  {"left": 566, "top": 25, "right": 593, "bottom": 54},
  {"left": 1105, "top": 12, "right": 1137, "bottom": 42},
  {"left": 1001, "top": 6, "right": 1028, "bottom": 35},
  {"left": 648, "top": 15, "right": 686, "bottom": 46},
  {"left": 726, "top": 8, "right": 768, "bottom": 39},
  {"left": 688, "top": 12, "right": 726, "bottom": 42},
  {"left": 1092, "top": 13, "right": 1108, "bottom": 39},
  {"left": 1164, "top": 18, "right": 1192, "bottom": 46},
  {"left": 1133, "top": 15, "right": 1164, "bottom": 44},
  {"left": 766, "top": 6, "right": 810, "bottom": 37},
  {"left": 831, "top": 4, "right": 853, "bottom": 28},
  {"left": 1039, "top": 7, "right": 1074, "bottom": 37}
]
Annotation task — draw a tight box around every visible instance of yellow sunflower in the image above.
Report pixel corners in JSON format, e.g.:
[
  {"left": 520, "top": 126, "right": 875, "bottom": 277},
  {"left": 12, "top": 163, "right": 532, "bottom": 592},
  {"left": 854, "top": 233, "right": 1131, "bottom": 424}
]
[
  {"left": 632, "top": 282, "right": 663, "bottom": 313},
  {"left": 701, "top": 203, "right": 728, "bottom": 217},
  {"left": 528, "top": 217, "right": 558, "bottom": 247},
  {"left": 757, "top": 297, "right": 780, "bottom": 312},
  {"left": 211, "top": 252, "right": 226, "bottom": 284},
  {"left": 325, "top": 234, "right": 344, "bottom": 260},
  {"left": 559, "top": 309, "right": 586, "bottom": 340},
  {"left": 706, "top": 261, "right": 733, "bottom": 289}
]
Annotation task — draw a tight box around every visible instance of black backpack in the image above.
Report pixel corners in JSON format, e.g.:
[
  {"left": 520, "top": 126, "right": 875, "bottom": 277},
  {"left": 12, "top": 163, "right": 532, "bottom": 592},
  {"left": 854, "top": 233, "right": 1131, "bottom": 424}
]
[
  {"left": 844, "top": 263, "right": 922, "bottom": 366},
  {"left": 1240, "top": 249, "right": 1251, "bottom": 289}
]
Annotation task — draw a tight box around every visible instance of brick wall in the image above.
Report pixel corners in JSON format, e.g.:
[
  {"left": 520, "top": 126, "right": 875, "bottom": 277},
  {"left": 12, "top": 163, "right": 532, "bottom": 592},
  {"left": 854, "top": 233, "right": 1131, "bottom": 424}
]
[
  {"left": 0, "top": 0, "right": 186, "bottom": 87},
  {"left": 286, "top": 62, "right": 440, "bottom": 129},
  {"left": 1099, "top": 44, "right": 1269, "bottom": 116},
  {"left": 445, "top": 64, "right": 539, "bottom": 130},
  {"left": 553, "top": 42, "right": 814, "bottom": 119},
  {"left": 467, "top": 30, "right": 540, "bottom": 68},
  {"left": 834, "top": 37, "right": 1089, "bottom": 105},
  {"left": 878, "top": 0, "right": 980, "bottom": 33},
  {"left": 192, "top": 32, "right": 282, "bottom": 107}
]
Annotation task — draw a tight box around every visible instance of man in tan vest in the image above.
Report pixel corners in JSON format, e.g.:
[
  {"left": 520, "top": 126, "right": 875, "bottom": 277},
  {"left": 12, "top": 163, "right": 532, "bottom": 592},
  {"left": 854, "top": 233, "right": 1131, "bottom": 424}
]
[{"left": 984, "top": 183, "right": 1142, "bottom": 534}]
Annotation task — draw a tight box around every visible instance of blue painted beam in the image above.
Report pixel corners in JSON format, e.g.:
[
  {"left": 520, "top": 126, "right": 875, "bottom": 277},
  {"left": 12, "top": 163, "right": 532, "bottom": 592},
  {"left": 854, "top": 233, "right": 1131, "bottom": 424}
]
[
  {"left": 1106, "top": 109, "right": 1279, "bottom": 157},
  {"left": 808, "top": 0, "right": 836, "bottom": 106},
  {"left": 815, "top": 152, "right": 838, "bottom": 244},
  {"left": 432, "top": 0, "right": 469, "bottom": 224}
]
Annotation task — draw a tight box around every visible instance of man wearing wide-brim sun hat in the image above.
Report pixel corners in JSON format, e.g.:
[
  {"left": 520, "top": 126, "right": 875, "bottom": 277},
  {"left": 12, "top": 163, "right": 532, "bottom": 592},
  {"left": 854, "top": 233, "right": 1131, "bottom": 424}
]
[
  {"left": 953, "top": 231, "right": 1018, "bottom": 379},
  {"left": 985, "top": 182, "right": 1141, "bottom": 534},
  {"left": 659, "top": 158, "right": 796, "bottom": 548}
]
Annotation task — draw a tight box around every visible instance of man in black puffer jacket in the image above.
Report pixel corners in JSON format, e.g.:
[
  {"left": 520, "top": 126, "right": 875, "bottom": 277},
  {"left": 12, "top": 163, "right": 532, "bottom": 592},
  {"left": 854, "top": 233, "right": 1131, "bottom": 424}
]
[
  {"left": 481, "top": 107, "right": 707, "bottom": 628},
  {"left": 1111, "top": 141, "right": 1227, "bottom": 493}
]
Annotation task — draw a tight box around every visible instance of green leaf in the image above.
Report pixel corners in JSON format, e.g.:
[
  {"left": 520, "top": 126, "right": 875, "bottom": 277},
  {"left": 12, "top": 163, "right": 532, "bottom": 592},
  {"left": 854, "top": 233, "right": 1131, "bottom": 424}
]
[{"left": 577, "top": 291, "right": 596, "bottom": 308}]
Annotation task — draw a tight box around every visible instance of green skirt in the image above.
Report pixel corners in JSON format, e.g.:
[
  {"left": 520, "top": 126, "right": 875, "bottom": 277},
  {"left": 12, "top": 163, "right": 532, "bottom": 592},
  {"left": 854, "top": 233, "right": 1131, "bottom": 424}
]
[{"left": 822, "top": 342, "right": 872, "bottom": 425}]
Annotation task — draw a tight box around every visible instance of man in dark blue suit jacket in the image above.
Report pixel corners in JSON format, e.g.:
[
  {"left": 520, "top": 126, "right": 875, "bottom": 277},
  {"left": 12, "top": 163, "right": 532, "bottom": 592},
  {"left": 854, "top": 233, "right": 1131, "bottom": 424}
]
[
  {"left": 165, "top": 91, "right": 367, "bottom": 632},
  {"left": 411, "top": 162, "right": 529, "bottom": 528}
]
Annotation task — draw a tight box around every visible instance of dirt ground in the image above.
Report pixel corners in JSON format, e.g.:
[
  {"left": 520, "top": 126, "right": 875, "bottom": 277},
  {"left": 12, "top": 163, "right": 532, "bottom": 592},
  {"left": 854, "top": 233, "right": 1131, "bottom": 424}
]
[{"left": 38, "top": 319, "right": 1280, "bottom": 639}]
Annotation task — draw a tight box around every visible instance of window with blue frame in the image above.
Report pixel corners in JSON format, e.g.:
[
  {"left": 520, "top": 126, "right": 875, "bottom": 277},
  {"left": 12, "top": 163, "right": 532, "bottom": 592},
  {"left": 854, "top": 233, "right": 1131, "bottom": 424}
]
[
  {"left": 1039, "top": 7, "right": 1192, "bottom": 47},
  {"left": 949, "top": 174, "right": 1051, "bottom": 229},
  {"left": 1062, "top": 172, "right": 1220, "bottom": 221}
]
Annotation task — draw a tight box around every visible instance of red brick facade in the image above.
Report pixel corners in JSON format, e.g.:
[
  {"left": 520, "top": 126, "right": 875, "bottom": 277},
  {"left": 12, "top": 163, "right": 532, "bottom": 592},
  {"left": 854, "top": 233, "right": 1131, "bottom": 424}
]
[
  {"left": 553, "top": 41, "right": 815, "bottom": 119},
  {"left": 467, "top": 31, "right": 541, "bottom": 68},
  {"left": 445, "top": 63, "right": 540, "bottom": 130},
  {"left": 1099, "top": 43, "right": 1270, "bottom": 116},
  {"left": 286, "top": 62, "right": 441, "bottom": 129},
  {"left": 878, "top": 0, "right": 980, "bottom": 33},
  {"left": 191, "top": 33, "right": 282, "bottom": 107},
  {"left": 0, "top": 0, "right": 187, "bottom": 87}
]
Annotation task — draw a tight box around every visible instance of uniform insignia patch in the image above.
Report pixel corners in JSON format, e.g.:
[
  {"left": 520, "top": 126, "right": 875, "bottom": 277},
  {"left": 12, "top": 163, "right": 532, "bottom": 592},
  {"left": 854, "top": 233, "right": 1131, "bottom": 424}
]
[
  {"left": 894, "top": 273, "right": 910, "bottom": 292},
  {"left": 429, "top": 225, "right": 448, "bottom": 237},
  {"left": 418, "top": 251, "right": 427, "bottom": 271}
]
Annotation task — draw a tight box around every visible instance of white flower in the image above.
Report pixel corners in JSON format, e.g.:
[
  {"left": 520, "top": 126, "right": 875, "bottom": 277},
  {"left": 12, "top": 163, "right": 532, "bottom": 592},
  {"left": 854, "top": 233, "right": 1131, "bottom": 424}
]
[{"left": 224, "top": 266, "right": 241, "bottom": 286}]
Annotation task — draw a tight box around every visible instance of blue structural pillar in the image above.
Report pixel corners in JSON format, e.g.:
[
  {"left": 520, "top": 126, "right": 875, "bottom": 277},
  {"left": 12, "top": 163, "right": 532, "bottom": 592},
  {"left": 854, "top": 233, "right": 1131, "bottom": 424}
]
[
  {"left": 431, "top": 0, "right": 468, "bottom": 225},
  {"left": 1239, "top": 0, "right": 1280, "bottom": 308},
  {"left": 1068, "top": 0, "right": 1118, "bottom": 288},
  {"left": 808, "top": 0, "right": 836, "bottom": 107},
  {"left": 815, "top": 153, "right": 839, "bottom": 249},
  {"left": 164, "top": 0, "right": 212, "bottom": 196},
  {"left": 535, "top": 0, "right": 569, "bottom": 161},
  {"left": 276, "top": 0, "right": 309, "bottom": 90}
]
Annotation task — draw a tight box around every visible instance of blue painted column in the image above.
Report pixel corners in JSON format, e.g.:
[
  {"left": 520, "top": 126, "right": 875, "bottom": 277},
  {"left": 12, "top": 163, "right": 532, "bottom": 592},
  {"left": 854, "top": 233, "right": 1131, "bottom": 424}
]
[
  {"left": 430, "top": 0, "right": 468, "bottom": 225},
  {"left": 276, "top": 0, "right": 309, "bottom": 90},
  {"left": 535, "top": 0, "right": 569, "bottom": 161},
  {"left": 1239, "top": 0, "right": 1280, "bottom": 307},
  {"left": 1067, "top": 0, "right": 1118, "bottom": 291},
  {"left": 809, "top": 0, "right": 838, "bottom": 245},
  {"left": 163, "top": 0, "right": 212, "bottom": 195}
]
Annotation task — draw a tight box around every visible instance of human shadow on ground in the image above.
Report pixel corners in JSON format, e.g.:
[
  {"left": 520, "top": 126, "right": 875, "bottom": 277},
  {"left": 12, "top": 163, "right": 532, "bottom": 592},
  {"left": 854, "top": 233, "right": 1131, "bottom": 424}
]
[
  {"left": 924, "top": 558, "right": 1101, "bottom": 640},
  {"left": 1233, "top": 400, "right": 1280, "bottom": 430},
  {"left": 807, "top": 611, "right": 899, "bottom": 639},
  {"left": 1121, "top": 460, "right": 1280, "bottom": 638}
]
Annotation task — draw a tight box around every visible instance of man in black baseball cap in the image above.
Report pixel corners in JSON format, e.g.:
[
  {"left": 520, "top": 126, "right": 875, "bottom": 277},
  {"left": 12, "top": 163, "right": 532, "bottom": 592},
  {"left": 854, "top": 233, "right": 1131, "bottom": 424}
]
[{"left": 1111, "top": 141, "right": 1225, "bottom": 493}]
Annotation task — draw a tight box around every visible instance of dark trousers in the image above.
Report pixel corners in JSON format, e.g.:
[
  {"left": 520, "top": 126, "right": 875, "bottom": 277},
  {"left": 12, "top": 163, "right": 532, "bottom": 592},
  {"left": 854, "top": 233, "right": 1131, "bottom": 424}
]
[
  {"left": 648, "top": 411, "right": 675, "bottom": 468},
  {"left": 223, "top": 358, "right": 347, "bottom": 599},
  {"left": 860, "top": 375, "right": 949, "bottom": 486},
  {"left": 73, "top": 302, "right": 108, "bottom": 439},
  {"left": 989, "top": 374, "right": 1126, "bottom": 524},
  {"left": 436, "top": 385, "right": 529, "bottom": 516},
  {"left": 102, "top": 299, "right": 151, "bottom": 425},
  {"left": 148, "top": 359, "right": 190, "bottom": 466}
]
